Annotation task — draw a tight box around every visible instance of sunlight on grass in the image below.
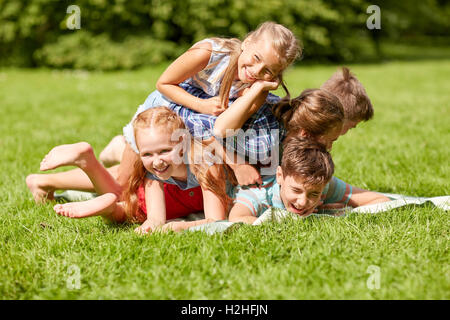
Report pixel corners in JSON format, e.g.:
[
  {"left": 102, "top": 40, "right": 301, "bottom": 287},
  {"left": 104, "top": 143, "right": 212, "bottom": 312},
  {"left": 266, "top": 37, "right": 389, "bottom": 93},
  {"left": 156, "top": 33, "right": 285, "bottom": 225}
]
[{"left": 0, "top": 59, "right": 449, "bottom": 299}]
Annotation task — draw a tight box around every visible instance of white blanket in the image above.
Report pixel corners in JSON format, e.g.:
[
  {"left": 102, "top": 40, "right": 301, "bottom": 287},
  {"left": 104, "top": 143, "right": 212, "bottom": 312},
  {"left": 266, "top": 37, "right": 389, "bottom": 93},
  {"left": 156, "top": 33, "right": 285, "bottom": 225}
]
[{"left": 54, "top": 191, "right": 449, "bottom": 234}]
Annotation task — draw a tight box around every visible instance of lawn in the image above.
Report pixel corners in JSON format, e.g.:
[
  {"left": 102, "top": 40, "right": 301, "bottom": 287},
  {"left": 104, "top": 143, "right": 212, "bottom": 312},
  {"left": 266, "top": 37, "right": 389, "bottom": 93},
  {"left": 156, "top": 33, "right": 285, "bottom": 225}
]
[{"left": 0, "top": 58, "right": 449, "bottom": 300}]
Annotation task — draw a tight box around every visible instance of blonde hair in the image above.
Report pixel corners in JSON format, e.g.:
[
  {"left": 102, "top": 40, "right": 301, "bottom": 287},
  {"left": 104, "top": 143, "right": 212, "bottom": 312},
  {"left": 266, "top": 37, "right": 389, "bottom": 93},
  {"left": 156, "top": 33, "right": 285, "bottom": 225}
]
[
  {"left": 210, "top": 21, "right": 301, "bottom": 109},
  {"left": 122, "top": 107, "right": 233, "bottom": 220}
]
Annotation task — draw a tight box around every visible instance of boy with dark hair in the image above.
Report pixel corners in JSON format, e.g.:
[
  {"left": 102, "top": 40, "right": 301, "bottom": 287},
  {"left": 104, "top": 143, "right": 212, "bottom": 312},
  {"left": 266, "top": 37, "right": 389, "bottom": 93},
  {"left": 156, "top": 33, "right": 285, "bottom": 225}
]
[{"left": 228, "top": 136, "right": 388, "bottom": 224}]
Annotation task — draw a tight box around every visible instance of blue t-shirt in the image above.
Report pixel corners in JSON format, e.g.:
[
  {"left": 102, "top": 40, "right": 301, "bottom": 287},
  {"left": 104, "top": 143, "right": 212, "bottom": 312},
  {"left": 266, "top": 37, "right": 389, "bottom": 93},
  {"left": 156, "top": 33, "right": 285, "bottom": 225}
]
[{"left": 234, "top": 175, "right": 353, "bottom": 217}]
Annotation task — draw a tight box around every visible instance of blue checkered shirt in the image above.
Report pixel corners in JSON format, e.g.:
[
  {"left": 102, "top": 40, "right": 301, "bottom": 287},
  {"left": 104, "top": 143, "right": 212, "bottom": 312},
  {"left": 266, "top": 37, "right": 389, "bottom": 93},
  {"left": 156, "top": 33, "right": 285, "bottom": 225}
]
[{"left": 170, "top": 83, "right": 286, "bottom": 164}]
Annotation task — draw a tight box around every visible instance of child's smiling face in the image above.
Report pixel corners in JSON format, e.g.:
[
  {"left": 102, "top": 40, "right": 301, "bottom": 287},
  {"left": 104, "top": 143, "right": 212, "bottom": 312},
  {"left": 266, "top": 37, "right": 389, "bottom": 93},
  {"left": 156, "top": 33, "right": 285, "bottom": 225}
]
[
  {"left": 135, "top": 127, "right": 183, "bottom": 180},
  {"left": 276, "top": 166, "right": 325, "bottom": 217},
  {"left": 237, "top": 34, "right": 283, "bottom": 84}
]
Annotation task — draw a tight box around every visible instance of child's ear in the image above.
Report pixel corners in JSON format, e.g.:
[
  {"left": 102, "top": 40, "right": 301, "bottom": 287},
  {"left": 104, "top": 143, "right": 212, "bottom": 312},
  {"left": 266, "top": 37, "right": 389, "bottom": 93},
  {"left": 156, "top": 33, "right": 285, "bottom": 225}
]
[
  {"left": 276, "top": 166, "right": 284, "bottom": 185},
  {"left": 299, "top": 129, "right": 309, "bottom": 138}
]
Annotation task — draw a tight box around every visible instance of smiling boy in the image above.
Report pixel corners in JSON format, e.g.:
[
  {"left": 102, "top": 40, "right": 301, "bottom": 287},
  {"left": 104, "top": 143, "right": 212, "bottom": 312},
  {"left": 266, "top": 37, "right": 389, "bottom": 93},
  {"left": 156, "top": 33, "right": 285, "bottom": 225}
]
[{"left": 228, "top": 135, "right": 389, "bottom": 224}]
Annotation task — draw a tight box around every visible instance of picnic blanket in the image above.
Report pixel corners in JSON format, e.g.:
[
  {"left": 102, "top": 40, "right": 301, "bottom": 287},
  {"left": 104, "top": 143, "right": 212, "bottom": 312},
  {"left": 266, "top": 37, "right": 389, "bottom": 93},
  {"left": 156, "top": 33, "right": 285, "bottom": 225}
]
[{"left": 54, "top": 191, "right": 450, "bottom": 235}]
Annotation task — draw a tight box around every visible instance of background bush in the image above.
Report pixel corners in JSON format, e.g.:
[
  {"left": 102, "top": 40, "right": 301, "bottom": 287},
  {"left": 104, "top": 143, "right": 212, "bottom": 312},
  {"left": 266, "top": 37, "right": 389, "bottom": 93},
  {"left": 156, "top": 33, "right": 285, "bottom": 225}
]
[{"left": 0, "top": 0, "right": 449, "bottom": 70}]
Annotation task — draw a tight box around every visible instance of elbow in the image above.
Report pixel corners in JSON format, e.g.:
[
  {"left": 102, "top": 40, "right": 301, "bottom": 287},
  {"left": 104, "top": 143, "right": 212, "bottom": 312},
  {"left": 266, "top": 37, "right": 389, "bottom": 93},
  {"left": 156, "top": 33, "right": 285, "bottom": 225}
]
[{"left": 155, "top": 80, "right": 164, "bottom": 92}]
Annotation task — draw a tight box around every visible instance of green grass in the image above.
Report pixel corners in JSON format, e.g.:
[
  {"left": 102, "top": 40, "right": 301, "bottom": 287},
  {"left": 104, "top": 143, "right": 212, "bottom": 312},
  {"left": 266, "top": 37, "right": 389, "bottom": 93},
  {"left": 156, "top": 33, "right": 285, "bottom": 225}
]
[{"left": 0, "top": 59, "right": 449, "bottom": 299}]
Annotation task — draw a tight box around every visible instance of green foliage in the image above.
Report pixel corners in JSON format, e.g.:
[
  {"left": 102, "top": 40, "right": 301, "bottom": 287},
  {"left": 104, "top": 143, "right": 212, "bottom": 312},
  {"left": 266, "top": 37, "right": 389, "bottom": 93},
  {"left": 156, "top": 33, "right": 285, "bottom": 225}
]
[
  {"left": 34, "top": 31, "right": 185, "bottom": 70},
  {"left": 0, "top": 0, "right": 449, "bottom": 69}
]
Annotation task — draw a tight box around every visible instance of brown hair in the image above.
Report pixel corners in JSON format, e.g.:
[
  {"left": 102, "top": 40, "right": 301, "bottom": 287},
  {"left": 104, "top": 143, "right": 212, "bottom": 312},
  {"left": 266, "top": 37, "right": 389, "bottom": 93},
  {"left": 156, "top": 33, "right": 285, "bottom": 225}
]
[
  {"left": 212, "top": 21, "right": 301, "bottom": 109},
  {"left": 273, "top": 88, "right": 344, "bottom": 138},
  {"left": 321, "top": 67, "right": 374, "bottom": 122},
  {"left": 280, "top": 136, "right": 334, "bottom": 186},
  {"left": 122, "top": 107, "right": 232, "bottom": 220}
]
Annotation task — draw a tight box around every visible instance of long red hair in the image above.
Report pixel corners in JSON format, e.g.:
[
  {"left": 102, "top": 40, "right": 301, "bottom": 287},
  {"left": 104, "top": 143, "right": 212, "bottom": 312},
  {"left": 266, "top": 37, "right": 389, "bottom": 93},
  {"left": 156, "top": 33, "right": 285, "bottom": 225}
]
[{"left": 122, "top": 107, "right": 233, "bottom": 220}]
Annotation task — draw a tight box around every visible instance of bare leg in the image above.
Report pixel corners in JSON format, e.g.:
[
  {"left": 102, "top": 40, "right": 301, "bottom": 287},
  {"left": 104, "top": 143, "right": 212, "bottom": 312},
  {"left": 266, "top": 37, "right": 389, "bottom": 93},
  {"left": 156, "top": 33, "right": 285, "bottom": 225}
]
[
  {"left": 26, "top": 165, "right": 119, "bottom": 204},
  {"left": 99, "top": 135, "right": 126, "bottom": 167},
  {"left": 53, "top": 193, "right": 127, "bottom": 223},
  {"left": 116, "top": 143, "right": 139, "bottom": 194},
  {"left": 39, "top": 142, "right": 121, "bottom": 197}
]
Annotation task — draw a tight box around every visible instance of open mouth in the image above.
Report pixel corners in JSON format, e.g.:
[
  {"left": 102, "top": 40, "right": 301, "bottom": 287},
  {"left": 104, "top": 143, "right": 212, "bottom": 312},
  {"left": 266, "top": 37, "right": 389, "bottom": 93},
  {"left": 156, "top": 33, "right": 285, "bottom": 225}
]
[
  {"left": 153, "top": 165, "right": 169, "bottom": 175},
  {"left": 289, "top": 203, "right": 306, "bottom": 215}
]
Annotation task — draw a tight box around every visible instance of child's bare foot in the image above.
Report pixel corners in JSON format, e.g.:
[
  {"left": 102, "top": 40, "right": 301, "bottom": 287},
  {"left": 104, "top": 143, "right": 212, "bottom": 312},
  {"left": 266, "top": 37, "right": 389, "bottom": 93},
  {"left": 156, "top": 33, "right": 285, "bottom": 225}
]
[
  {"left": 40, "top": 142, "right": 93, "bottom": 171},
  {"left": 26, "top": 174, "right": 55, "bottom": 203},
  {"left": 99, "top": 135, "right": 126, "bottom": 167},
  {"left": 53, "top": 193, "right": 118, "bottom": 219}
]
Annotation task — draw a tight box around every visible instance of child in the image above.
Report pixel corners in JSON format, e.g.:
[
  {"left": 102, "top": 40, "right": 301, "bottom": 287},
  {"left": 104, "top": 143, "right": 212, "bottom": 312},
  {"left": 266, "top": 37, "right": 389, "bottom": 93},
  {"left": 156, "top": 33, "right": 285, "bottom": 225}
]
[
  {"left": 229, "top": 136, "right": 390, "bottom": 224},
  {"left": 27, "top": 21, "right": 300, "bottom": 203},
  {"left": 321, "top": 67, "right": 374, "bottom": 135},
  {"left": 118, "top": 21, "right": 300, "bottom": 187},
  {"left": 269, "top": 88, "right": 346, "bottom": 152},
  {"left": 272, "top": 87, "right": 389, "bottom": 211},
  {"left": 99, "top": 88, "right": 340, "bottom": 191},
  {"left": 44, "top": 107, "right": 232, "bottom": 234}
]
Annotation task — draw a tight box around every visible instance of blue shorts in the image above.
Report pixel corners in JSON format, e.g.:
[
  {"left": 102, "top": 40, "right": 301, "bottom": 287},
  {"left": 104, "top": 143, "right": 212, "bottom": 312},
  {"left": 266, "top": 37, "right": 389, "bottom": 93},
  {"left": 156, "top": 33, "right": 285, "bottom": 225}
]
[{"left": 123, "top": 90, "right": 171, "bottom": 153}]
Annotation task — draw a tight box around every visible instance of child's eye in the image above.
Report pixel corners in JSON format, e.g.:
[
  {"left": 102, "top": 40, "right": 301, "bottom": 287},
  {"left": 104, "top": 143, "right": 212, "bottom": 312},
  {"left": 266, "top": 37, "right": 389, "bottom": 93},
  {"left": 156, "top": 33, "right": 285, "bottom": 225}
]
[
  {"left": 161, "top": 149, "right": 172, "bottom": 154},
  {"left": 254, "top": 54, "right": 260, "bottom": 61}
]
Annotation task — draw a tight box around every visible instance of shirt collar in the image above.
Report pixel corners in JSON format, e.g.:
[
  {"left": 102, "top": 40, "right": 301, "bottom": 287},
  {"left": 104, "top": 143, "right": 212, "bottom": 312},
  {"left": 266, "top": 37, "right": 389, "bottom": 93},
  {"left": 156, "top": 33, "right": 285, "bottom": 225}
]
[{"left": 271, "top": 181, "right": 286, "bottom": 210}]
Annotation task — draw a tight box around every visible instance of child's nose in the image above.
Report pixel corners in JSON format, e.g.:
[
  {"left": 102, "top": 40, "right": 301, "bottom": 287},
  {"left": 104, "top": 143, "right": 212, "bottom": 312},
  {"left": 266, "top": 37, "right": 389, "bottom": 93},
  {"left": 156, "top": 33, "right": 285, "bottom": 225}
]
[
  {"left": 154, "top": 157, "right": 164, "bottom": 166},
  {"left": 296, "top": 196, "right": 307, "bottom": 207}
]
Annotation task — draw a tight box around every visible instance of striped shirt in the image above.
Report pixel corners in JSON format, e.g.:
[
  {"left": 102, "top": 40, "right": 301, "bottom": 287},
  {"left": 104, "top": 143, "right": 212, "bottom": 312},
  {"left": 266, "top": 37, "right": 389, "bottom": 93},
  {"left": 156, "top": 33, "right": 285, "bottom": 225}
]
[
  {"left": 183, "top": 38, "right": 249, "bottom": 98},
  {"left": 234, "top": 176, "right": 353, "bottom": 217}
]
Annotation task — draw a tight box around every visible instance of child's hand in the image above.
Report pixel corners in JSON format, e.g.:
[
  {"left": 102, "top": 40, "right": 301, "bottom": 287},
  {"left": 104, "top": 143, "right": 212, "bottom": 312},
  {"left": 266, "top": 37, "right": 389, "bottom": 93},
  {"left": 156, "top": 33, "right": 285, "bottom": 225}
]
[
  {"left": 200, "top": 96, "right": 225, "bottom": 116},
  {"left": 160, "top": 221, "right": 185, "bottom": 233},
  {"left": 252, "top": 78, "right": 280, "bottom": 92},
  {"left": 233, "top": 164, "right": 263, "bottom": 187},
  {"left": 134, "top": 219, "right": 159, "bottom": 235}
]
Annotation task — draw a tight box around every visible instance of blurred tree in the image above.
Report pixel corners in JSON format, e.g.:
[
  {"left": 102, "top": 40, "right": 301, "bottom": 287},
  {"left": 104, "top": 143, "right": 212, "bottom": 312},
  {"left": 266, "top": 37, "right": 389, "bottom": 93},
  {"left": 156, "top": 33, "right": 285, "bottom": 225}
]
[{"left": 0, "top": 0, "right": 448, "bottom": 69}]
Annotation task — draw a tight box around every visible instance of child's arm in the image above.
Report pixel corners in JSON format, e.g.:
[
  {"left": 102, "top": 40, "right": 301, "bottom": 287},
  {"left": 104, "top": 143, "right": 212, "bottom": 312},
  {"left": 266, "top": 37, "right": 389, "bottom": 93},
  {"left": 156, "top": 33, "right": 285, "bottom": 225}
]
[
  {"left": 228, "top": 162, "right": 262, "bottom": 187},
  {"left": 206, "top": 137, "right": 262, "bottom": 187},
  {"left": 224, "top": 150, "right": 262, "bottom": 187},
  {"left": 158, "top": 166, "right": 229, "bottom": 233},
  {"left": 213, "top": 80, "right": 279, "bottom": 137},
  {"left": 158, "top": 188, "right": 227, "bottom": 233},
  {"left": 156, "top": 41, "right": 224, "bottom": 115},
  {"left": 228, "top": 203, "right": 257, "bottom": 224},
  {"left": 347, "top": 187, "right": 391, "bottom": 207},
  {"left": 320, "top": 177, "right": 390, "bottom": 210},
  {"left": 134, "top": 178, "right": 166, "bottom": 234}
]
